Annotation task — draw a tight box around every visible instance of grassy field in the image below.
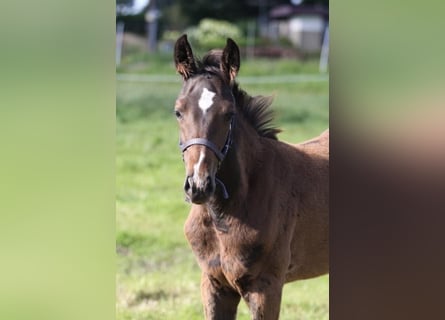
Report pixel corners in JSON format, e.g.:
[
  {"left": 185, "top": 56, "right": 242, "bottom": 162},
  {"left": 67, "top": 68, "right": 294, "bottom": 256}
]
[{"left": 116, "top": 48, "right": 329, "bottom": 319}]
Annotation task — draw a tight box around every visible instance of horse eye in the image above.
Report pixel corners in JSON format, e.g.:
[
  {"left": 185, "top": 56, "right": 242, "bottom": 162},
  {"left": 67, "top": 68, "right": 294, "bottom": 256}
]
[{"left": 174, "top": 110, "right": 182, "bottom": 119}]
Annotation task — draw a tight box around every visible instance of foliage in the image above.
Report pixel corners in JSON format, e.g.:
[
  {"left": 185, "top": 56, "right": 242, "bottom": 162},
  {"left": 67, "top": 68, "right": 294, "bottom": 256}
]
[
  {"left": 176, "top": 0, "right": 257, "bottom": 25},
  {"left": 161, "top": 30, "right": 182, "bottom": 43},
  {"left": 303, "top": 0, "right": 329, "bottom": 6},
  {"left": 185, "top": 19, "right": 242, "bottom": 51},
  {"left": 174, "top": 0, "right": 328, "bottom": 25},
  {"left": 160, "top": 3, "right": 189, "bottom": 31},
  {"left": 116, "top": 0, "right": 132, "bottom": 6}
]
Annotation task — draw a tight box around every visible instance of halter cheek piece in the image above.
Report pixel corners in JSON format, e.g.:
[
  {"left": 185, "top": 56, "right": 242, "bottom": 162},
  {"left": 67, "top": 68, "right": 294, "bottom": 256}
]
[{"left": 179, "top": 116, "right": 235, "bottom": 199}]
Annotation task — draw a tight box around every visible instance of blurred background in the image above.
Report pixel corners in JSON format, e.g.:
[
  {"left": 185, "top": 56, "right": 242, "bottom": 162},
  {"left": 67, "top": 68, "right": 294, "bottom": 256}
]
[
  {"left": 116, "top": 0, "right": 329, "bottom": 66},
  {"left": 116, "top": 0, "right": 329, "bottom": 319}
]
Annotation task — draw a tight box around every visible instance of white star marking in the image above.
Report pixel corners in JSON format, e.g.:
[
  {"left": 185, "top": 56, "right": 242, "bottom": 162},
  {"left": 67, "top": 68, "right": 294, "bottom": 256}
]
[{"left": 198, "top": 88, "right": 216, "bottom": 114}]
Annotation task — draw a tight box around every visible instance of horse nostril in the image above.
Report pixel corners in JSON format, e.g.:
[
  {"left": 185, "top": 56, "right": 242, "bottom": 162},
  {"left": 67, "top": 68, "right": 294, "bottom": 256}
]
[{"left": 184, "top": 176, "right": 192, "bottom": 192}]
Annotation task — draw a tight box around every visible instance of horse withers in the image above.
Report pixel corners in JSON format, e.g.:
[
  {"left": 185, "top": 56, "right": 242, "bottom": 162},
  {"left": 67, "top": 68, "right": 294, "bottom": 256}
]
[{"left": 173, "top": 34, "right": 329, "bottom": 320}]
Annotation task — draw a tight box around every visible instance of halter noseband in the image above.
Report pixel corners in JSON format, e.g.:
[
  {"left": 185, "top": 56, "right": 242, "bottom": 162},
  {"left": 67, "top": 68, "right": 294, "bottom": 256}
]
[{"left": 179, "top": 116, "right": 235, "bottom": 199}]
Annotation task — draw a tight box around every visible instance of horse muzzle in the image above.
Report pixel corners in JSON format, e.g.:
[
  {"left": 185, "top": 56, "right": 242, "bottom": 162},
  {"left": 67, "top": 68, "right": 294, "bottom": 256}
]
[{"left": 184, "top": 174, "right": 215, "bottom": 204}]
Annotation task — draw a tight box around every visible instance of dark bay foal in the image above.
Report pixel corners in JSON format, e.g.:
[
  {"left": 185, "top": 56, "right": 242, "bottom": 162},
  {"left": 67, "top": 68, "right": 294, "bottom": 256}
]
[{"left": 173, "top": 35, "right": 328, "bottom": 320}]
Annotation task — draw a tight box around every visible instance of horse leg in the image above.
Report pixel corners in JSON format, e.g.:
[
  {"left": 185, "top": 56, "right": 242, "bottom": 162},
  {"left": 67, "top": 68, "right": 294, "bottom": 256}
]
[
  {"left": 201, "top": 272, "right": 241, "bottom": 320},
  {"left": 238, "top": 275, "right": 284, "bottom": 320}
]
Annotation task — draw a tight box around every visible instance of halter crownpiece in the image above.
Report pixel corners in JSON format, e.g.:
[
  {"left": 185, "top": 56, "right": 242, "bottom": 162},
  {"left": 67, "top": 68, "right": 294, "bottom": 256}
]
[{"left": 179, "top": 116, "right": 235, "bottom": 199}]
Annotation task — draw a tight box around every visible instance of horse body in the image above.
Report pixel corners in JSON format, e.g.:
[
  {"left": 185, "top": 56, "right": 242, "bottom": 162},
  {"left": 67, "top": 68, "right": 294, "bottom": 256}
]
[
  {"left": 184, "top": 130, "right": 329, "bottom": 277},
  {"left": 174, "top": 35, "right": 328, "bottom": 320}
]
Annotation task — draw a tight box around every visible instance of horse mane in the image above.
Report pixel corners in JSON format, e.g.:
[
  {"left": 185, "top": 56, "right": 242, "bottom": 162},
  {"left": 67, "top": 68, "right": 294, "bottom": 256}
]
[
  {"left": 231, "top": 84, "right": 281, "bottom": 140},
  {"left": 197, "top": 50, "right": 281, "bottom": 140}
]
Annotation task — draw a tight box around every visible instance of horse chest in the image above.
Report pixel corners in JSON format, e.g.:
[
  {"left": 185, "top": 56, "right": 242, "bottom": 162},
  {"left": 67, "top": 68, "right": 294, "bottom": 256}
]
[
  {"left": 185, "top": 211, "right": 265, "bottom": 286},
  {"left": 199, "top": 240, "right": 260, "bottom": 289}
]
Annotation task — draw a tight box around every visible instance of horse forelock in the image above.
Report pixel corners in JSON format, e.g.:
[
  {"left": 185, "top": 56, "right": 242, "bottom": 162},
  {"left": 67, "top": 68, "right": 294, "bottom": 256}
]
[{"left": 192, "top": 51, "right": 281, "bottom": 140}]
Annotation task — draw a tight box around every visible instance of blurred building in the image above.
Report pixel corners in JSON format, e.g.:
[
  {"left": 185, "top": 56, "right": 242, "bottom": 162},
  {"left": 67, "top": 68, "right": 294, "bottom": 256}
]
[{"left": 269, "top": 4, "right": 328, "bottom": 54}]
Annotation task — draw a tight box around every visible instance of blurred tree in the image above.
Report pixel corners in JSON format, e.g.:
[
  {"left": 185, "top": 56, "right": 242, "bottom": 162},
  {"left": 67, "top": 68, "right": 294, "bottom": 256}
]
[
  {"left": 177, "top": 0, "right": 256, "bottom": 24},
  {"left": 302, "top": 0, "right": 329, "bottom": 6},
  {"left": 115, "top": 0, "right": 329, "bottom": 37},
  {"left": 185, "top": 19, "right": 242, "bottom": 50},
  {"left": 177, "top": 0, "right": 328, "bottom": 25}
]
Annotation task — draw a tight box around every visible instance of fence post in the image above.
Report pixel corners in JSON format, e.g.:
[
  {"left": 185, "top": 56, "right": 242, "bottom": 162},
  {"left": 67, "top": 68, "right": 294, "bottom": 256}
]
[
  {"left": 116, "top": 21, "right": 125, "bottom": 66},
  {"left": 319, "top": 24, "right": 329, "bottom": 73}
]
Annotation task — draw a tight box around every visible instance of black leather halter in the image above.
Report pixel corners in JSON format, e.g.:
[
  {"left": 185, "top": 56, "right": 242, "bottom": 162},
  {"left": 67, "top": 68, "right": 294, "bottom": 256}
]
[{"left": 179, "top": 116, "right": 235, "bottom": 199}]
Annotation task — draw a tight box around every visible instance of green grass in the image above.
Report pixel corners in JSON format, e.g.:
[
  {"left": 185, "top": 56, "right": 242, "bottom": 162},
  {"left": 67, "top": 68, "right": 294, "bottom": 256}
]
[{"left": 117, "top": 52, "right": 328, "bottom": 319}]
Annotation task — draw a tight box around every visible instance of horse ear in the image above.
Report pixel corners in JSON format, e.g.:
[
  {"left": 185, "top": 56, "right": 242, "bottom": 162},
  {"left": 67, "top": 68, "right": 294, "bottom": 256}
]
[
  {"left": 221, "top": 38, "right": 240, "bottom": 83},
  {"left": 174, "top": 34, "right": 197, "bottom": 80}
]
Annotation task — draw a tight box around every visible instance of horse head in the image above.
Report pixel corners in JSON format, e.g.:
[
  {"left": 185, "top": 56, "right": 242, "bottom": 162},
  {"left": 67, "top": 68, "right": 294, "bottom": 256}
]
[{"left": 174, "top": 34, "right": 240, "bottom": 204}]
